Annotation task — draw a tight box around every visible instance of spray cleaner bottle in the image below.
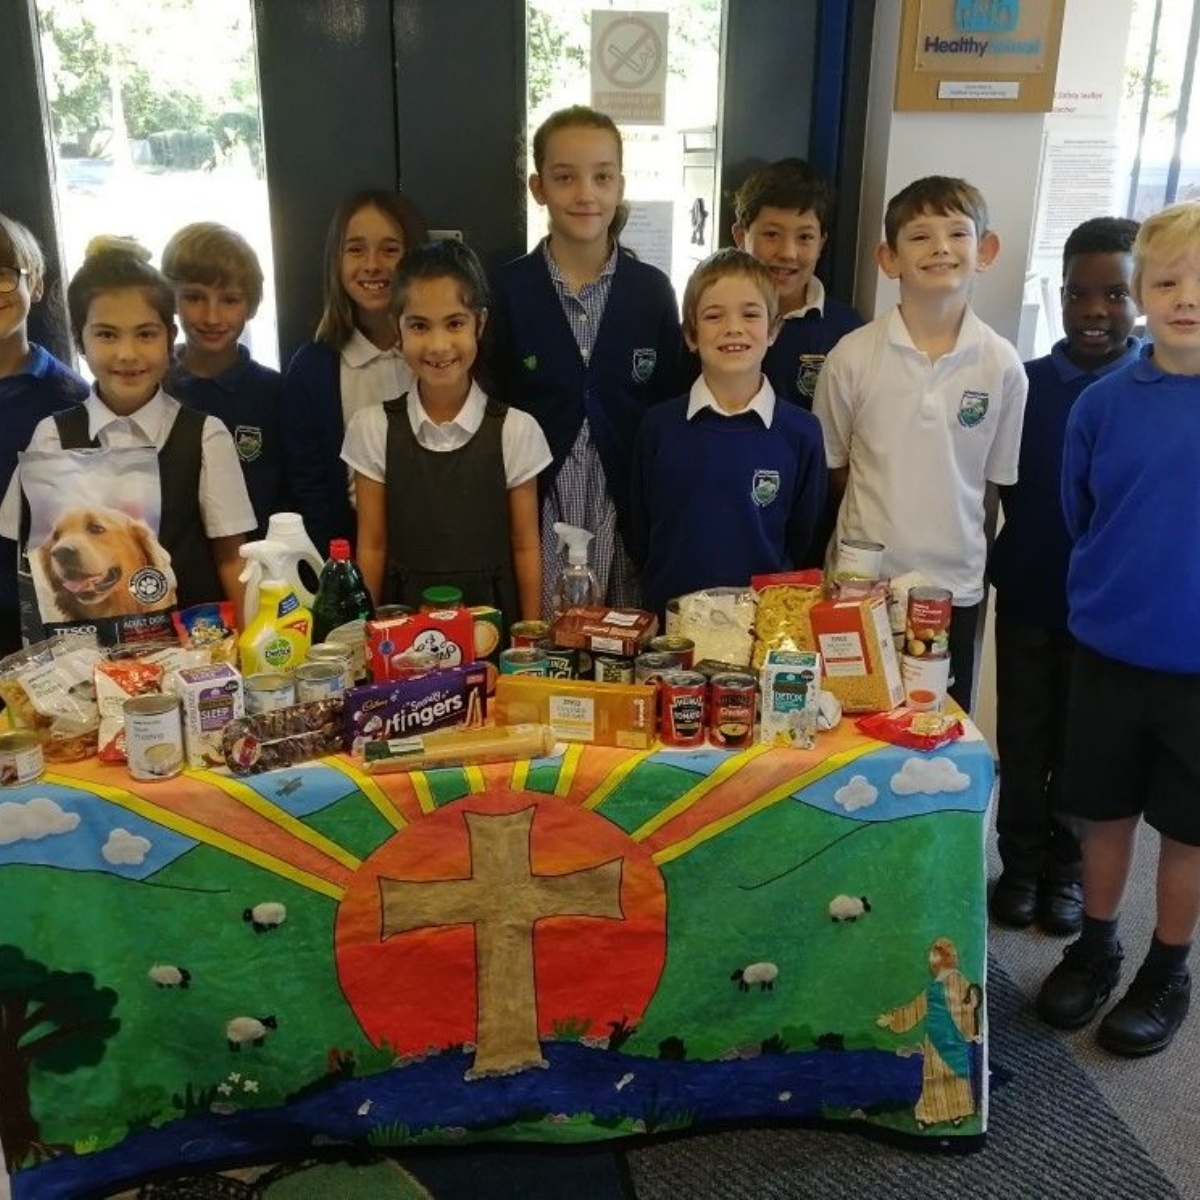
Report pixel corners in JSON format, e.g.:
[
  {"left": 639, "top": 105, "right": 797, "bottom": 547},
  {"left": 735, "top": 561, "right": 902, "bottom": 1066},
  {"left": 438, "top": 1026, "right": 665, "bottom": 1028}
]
[
  {"left": 237, "top": 576, "right": 313, "bottom": 674},
  {"left": 237, "top": 534, "right": 321, "bottom": 630},
  {"left": 551, "top": 522, "right": 601, "bottom": 619}
]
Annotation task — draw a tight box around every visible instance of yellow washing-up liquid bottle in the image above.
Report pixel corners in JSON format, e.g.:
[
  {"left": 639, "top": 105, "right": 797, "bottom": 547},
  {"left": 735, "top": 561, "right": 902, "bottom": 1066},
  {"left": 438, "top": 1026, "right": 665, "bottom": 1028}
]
[{"left": 237, "top": 578, "right": 313, "bottom": 675}]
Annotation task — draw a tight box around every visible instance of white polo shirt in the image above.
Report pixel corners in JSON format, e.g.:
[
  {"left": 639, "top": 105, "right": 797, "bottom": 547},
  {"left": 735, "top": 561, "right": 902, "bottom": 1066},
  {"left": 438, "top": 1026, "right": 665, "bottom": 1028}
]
[
  {"left": 0, "top": 388, "right": 257, "bottom": 541},
  {"left": 813, "top": 307, "right": 1027, "bottom": 605},
  {"left": 339, "top": 329, "right": 416, "bottom": 427},
  {"left": 340, "top": 381, "right": 552, "bottom": 489}
]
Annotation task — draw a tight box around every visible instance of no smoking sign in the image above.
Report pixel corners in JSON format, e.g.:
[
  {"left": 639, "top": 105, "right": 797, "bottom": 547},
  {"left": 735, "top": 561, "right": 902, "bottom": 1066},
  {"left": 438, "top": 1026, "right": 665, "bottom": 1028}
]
[{"left": 591, "top": 10, "right": 669, "bottom": 125}]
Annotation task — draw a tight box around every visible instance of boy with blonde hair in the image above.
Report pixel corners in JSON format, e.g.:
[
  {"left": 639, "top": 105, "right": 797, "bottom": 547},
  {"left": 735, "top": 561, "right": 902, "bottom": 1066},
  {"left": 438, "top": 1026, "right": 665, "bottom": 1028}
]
[
  {"left": 629, "top": 248, "right": 826, "bottom": 616},
  {"left": 813, "top": 176, "right": 1028, "bottom": 710},
  {"left": 1037, "top": 201, "right": 1200, "bottom": 1057},
  {"left": 163, "top": 222, "right": 284, "bottom": 538}
]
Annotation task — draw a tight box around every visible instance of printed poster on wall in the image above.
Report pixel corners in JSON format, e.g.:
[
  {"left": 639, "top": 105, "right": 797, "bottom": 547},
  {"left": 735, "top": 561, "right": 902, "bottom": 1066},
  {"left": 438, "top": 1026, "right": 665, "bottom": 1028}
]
[{"left": 591, "top": 11, "right": 668, "bottom": 125}]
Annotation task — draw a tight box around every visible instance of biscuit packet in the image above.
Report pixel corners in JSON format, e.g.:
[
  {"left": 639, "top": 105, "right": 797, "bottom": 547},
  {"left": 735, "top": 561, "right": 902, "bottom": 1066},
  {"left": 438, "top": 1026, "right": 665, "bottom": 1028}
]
[
  {"left": 172, "top": 601, "right": 238, "bottom": 664},
  {"left": 0, "top": 631, "right": 102, "bottom": 761},
  {"left": 855, "top": 708, "right": 963, "bottom": 752}
]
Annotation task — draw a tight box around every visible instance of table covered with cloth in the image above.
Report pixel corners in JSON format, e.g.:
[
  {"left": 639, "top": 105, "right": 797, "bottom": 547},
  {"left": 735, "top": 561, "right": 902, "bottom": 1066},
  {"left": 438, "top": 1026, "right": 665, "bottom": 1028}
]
[{"left": 0, "top": 718, "right": 994, "bottom": 1198}]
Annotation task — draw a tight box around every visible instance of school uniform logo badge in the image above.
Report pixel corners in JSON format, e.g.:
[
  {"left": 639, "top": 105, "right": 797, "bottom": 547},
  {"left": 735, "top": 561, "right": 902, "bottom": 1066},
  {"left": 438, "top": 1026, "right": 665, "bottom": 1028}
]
[
  {"left": 957, "top": 390, "right": 989, "bottom": 428},
  {"left": 234, "top": 425, "right": 263, "bottom": 462},
  {"left": 751, "top": 469, "right": 780, "bottom": 507},
  {"left": 631, "top": 348, "right": 657, "bottom": 383},
  {"left": 796, "top": 354, "right": 825, "bottom": 399}
]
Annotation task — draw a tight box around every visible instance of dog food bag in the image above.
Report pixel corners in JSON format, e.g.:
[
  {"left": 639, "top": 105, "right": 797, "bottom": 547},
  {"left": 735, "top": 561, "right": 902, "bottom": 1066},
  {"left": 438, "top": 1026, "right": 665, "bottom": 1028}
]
[{"left": 0, "top": 632, "right": 102, "bottom": 761}]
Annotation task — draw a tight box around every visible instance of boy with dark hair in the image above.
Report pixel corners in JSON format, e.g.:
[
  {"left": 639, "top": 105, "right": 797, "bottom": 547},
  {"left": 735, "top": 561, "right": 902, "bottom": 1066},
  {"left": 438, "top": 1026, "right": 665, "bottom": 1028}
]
[
  {"left": 163, "top": 222, "right": 285, "bottom": 538},
  {"left": 988, "top": 216, "right": 1141, "bottom": 936},
  {"left": 813, "top": 176, "right": 1027, "bottom": 712},
  {"left": 629, "top": 248, "right": 826, "bottom": 617},
  {"left": 732, "top": 158, "right": 863, "bottom": 409},
  {"left": 1037, "top": 201, "right": 1200, "bottom": 1057}
]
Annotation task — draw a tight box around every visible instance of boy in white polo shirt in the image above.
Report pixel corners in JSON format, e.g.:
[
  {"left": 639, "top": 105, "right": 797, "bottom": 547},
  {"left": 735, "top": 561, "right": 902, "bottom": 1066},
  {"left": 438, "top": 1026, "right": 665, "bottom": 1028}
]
[{"left": 813, "top": 176, "right": 1027, "bottom": 711}]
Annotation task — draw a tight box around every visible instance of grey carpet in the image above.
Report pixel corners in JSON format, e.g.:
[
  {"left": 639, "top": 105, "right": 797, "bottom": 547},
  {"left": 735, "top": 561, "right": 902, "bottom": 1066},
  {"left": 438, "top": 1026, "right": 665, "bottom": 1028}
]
[{"left": 624, "top": 959, "right": 1180, "bottom": 1199}]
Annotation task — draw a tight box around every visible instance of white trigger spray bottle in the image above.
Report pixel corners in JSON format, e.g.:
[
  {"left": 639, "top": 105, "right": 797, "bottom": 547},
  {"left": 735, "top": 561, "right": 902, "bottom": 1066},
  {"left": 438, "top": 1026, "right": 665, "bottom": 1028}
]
[
  {"left": 237, "top": 539, "right": 315, "bottom": 630},
  {"left": 551, "top": 522, "right": 601, "bottom": 619}
]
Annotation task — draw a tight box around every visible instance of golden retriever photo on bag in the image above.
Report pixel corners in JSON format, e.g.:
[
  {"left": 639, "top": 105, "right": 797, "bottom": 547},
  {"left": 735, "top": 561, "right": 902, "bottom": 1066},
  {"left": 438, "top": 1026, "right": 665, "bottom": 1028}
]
[{"left": 34, "top": 505, "right": 177, "bottom": 621}]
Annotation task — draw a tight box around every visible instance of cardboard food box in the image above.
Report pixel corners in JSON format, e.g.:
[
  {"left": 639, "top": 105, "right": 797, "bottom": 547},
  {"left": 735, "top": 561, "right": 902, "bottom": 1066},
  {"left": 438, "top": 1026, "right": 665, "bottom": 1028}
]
[
  {"left": 493, "top": 675, "right": 655, "bottom": 749},
  {"left": 551, "top": 607, "right": 658, "bottom": 658},
  {"left": 166, "top": 663, "right": 244, "bottom": 769},
  {"left": 759, "top": 650, "right": 822, "bottom": 749},
  {"left": 344, "top": 663, "right": 488, "bottom": 753},
  {"left": 366, "top": 609, "right": 476, "bottom": 683},
  {"left": 808, "top": 594, "right": 903, "bottom": 713},
  {"left": 469, "top": 605, "right": 504, "bottom": 694}
]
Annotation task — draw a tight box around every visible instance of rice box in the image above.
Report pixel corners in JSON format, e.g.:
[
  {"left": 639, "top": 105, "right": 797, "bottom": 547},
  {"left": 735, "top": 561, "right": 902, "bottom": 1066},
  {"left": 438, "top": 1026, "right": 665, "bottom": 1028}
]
[
  {"left": 366, "top": 609, "right": 476, "bottom": 682},
  {"left": 808, "top": 594, "right": 904, "bottom": 713},
  {"left": 166, "top": 663, "right": 244, "bottom": 768},
  {"left": 759, "top": 650, "right": 821, "bottom": 749},
  {"left": 344, "top": 663, "right": 488, "bottom": 754}
]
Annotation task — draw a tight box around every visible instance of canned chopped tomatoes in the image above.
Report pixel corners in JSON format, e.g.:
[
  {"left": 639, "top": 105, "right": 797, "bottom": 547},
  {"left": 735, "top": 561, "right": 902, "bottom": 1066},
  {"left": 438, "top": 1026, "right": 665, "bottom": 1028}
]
[{"left": 660, "top": 670, "right": 707, "bottom": 748}]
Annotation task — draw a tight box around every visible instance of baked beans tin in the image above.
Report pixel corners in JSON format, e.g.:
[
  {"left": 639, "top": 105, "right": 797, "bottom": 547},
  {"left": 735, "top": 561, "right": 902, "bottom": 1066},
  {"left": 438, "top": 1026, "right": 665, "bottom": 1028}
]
[
  {"left": 307, "top": 642, "right": 356, "bottom": 690},
  {"left": 499, "top": 647, "right": 550, "bottom": 676},
  {"left": 0, "top": 730, "right": 43, "bottom": 787},
  {"left": 327, "top": 619, "right": 368, "bottom": 682},
  {"left": 634, "top": 650, "right": 683, "bottom": 686},
  {"left": 836, "top": 538, "right": 885, "bottom": 580},
  {"left": 708, "top": 672, "right": 757, "bottom": 749},
  {"left": 660, "top": 670, "right": 707, "bottom": 748},
  {"left": 245, "top": 672, "right": 296, "bottom": 715},
  {"left": 390, "top": 649, "right": 439, "bottom": 679},
  {"left": 294, "top": 662, "right": 345, "bottom": 703},
  {"left": 648, "top": 636, "right": 695, "bottom": 670},
  {"left": 905, "top": 587, "right": 952, "bottom": 659},
  {"left": 510, "top": 620, "right": 552, "bottom": 648},
  {"left": 543, "top": 647, "right": 579, "bottom": 679},
  {"left": 124, "top": 695, "right": 184, "bottom": 781},
  {"left": 593, "top": 653, "right": 635, "bottom": 684}
]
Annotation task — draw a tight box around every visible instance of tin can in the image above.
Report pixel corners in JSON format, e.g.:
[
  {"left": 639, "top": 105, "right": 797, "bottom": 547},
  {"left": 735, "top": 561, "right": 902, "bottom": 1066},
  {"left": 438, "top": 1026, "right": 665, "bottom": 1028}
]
[
  {"left": 648, "top": 636, "right": 695, "bottom": 670},
  {"left": 375, "top": 605, "right": 413, "bottom": 621},
  {"left": 511, "top": 620, "right": 552, "bottom": 648},
  {"left": 294, "top": 662, "right": 344, "bottom": 703},
  {"left": 635, "top": 650, "right": 683, "bottom": 686},
  {"left": 660, "top": 670, "right": 707, "bottom": 748},
  {"left": 906, "top": 587, "right": 952, "bottom": 659},
  {"left": 245, "top": 672, "right": 296, "bottom": 715},
  {"left": 124, "top": 695, "right": 184, "bottom": 781},
  {"left": 0, "top": 730, "right": 44, "bottom": 787},
  {"left": 308, "top": 642, "right": 356, "bottom": 690},
  {"left": 708, "top": 672, "right": 757, "bottom": 749},
  {"left": 390, "top": 649, "right": 440, "bottom": 679},
  {"left": 499, "top": 647, "right": 550, "bottom": 676},
  {"left": 901, "top": 653, "right": 950, "bottom": 711},
  {"left": 836, "top": 538, "right": 886, "bottom": 580},
  {"left": 543, "top": 646, "right": 579, "bottom": 679},
  {"left": 593, "top": 653, "right": 635, "bottom": 684},
  {"left": 327, "top": 619, "right": 368, "bottom": 682}
]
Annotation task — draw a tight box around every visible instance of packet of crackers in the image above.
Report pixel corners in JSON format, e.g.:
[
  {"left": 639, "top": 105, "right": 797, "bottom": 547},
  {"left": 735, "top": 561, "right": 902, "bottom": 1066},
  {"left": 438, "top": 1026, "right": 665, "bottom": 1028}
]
[
  {"left": 172, "top": 601, "right": 237, "bottom": 664},
  {"left": 856, "top": 707, "right": 963, "bottom": 752},
  {"left": 750, "top": 570, "right": 824, "bottom": 670}
]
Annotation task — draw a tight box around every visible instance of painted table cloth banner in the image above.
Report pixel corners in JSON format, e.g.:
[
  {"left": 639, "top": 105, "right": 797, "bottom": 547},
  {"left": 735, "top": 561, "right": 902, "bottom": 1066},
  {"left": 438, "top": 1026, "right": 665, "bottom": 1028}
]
[{"left": 0, "top": 722, "right": 993, "bottom": 1198}]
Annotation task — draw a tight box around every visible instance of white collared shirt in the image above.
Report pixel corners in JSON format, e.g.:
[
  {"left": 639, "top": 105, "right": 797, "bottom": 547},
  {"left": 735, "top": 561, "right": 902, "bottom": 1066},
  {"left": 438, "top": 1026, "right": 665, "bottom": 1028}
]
[
  {"left": 339, "top": 328, "right": 416, "bottom": 427},
  {"left": 0, "top": 387, "right": 257, "bottom": 540},
  {"left": 782, "top": 275, "right": 827, "bottom": 322},
  {"left": 686, "top": 374, "right": 776, "bottom": 427},
  {"left": 341, "top": 380, "right": 552, "bottom": 489}
]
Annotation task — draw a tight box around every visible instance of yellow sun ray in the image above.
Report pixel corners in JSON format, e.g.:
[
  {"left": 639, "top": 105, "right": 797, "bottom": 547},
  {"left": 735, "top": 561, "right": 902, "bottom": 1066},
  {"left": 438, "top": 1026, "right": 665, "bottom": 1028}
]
[
  {"left": 581, "top": 746, "right": 657, "bottom": 810},
  {"left": 554, "top": 743, "right": 584, "bottom": 797},
  {"left": 510, "top": 759, "right": 531, "bottom": 791},
  {"left": 323, "top": 756, "right": 407, "bottom": 829},
  {"left": 464, "top": 765, "right": 486, "bottom": 794},
  {"left": 410, "top": 771, "right": 437, "bottom": 813},
  {"left": 45, "top": 772, "right": 344, "bottom": 900}
]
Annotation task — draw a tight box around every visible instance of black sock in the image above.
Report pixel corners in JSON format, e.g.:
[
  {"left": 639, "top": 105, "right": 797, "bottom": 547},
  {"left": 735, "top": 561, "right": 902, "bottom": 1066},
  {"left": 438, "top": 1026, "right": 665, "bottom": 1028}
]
[
  {"left": 1144, "top": 935, "right": 1191, "bottom": 977},
  {"left": 1080, "top": 914, "right": 1120, "bottom": 954}
]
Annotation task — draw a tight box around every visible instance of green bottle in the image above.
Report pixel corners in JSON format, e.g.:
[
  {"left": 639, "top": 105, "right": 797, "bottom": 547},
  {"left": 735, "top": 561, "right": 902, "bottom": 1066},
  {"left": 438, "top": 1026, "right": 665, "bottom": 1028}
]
[{"left": 311, "top": 539, "right": 374, "bottom": 644}]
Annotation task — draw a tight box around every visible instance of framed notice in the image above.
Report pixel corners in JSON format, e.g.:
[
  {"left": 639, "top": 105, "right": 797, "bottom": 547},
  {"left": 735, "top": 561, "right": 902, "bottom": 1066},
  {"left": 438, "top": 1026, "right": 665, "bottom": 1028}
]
[{"left": 895, "top": 0, "right": 1066, "bottom": 113}]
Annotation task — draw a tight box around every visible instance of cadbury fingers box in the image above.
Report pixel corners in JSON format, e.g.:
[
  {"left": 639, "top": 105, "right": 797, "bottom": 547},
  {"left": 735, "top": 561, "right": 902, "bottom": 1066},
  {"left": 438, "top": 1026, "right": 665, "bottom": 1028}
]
[{"left": 343, "top": 663, "right": 488, "bottom": 755}]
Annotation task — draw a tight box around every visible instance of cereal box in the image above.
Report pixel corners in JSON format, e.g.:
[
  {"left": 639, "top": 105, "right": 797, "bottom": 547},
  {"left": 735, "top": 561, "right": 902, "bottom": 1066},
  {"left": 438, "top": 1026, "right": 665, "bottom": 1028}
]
[
  {"left": 759, "top": 650, "right": 821, "bottom": 749},
  {"left": 808, "top": 594, "right": 903, "bottom": 713},
  {"left": 344, "top": 663, "right": 488, "bottom": 754},
  {"left": 166, "top": 663, "right": 244, "bottom": 769},
  {"left": 366, "top": 609, "right": 476, "bottom": 683}
]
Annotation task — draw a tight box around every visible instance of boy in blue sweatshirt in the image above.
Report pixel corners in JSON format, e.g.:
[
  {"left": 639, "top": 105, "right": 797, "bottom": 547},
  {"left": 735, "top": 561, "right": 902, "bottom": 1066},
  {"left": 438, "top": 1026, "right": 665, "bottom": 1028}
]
[
  {"left": 1037, "top": 202, "right": 1200, "bottom": 1058},
  {"left": 987, "top": 217, "right": 1141, "bottom": 936},
  {"left": 629, "top": 249, "right": 827, "bottom": 617}
]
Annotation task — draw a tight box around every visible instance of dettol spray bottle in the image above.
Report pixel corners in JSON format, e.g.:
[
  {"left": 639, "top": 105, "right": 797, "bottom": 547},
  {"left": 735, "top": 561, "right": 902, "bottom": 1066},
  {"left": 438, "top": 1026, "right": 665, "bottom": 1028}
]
[
  {"left": 551, "top": 522, "right": 601, "bottom": 619},
  {"left": 237, "top": 578, "right": 313, "bottom": 674}
]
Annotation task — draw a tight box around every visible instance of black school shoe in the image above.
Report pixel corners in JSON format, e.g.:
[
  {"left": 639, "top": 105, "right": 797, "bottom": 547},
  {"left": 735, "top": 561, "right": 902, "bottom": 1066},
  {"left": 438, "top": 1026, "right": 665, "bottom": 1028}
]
[
  {"left": 1037, "top": 938, "right": 1123, "bottom": 1029},
  {"left": 989, "top": 871, "right": 1039, "bottom": 928},
  {"left": 1036, "top": 868, "right": 1083, "bottom": 936},
  {"left": 1096, "top": 966, "right": 1191, "bottom": 1057}
]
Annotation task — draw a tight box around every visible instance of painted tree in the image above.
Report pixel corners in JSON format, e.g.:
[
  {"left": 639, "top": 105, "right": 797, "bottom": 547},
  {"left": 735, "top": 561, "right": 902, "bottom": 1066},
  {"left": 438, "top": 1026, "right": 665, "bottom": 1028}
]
[{"left": 0, "top": 945, "right": 119, "bottom": 1169}]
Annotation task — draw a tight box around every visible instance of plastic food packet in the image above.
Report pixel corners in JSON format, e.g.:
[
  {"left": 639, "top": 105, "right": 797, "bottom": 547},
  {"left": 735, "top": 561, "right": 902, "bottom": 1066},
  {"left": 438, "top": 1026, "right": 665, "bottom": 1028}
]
[
  {"left": 361, "top": 722, "right": 556, "bottom": 774},
  {"left": 223, "top": 697, "right": 345, "bottom": 775},
  {"left": 0, "top": 632, "right": 102, "bottom": 761},
  {"left": 96, "top": 656, "right": 165, "bottom": 762},
  {"left": 668, "top": 588, "right": 756, "bottom": 666},
  {"left": 172, "top": 601, "right": 237, "bottom": 664},
  {"left": 855, "top": 708, "right": 963, "bottom": 752},
  {"left": 751, "top": 583, "right": 822, "bottom": 670}
]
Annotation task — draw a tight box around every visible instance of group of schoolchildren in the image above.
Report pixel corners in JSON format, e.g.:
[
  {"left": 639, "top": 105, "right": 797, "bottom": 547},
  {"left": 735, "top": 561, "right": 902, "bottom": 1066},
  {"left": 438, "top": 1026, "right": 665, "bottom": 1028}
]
[{"left": 3, "top": 101, "right": 1200, "bottom": 1063}]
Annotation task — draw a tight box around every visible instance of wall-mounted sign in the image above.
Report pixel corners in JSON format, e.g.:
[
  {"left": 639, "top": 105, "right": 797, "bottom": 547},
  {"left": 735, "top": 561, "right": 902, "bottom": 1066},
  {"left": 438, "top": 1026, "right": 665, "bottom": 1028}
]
[
  {"left": 896, "top": 0, "right": 1065, "bottom": 112},
  {"left": 591, "top": 11, "right": 669, "bottom": 126}
]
